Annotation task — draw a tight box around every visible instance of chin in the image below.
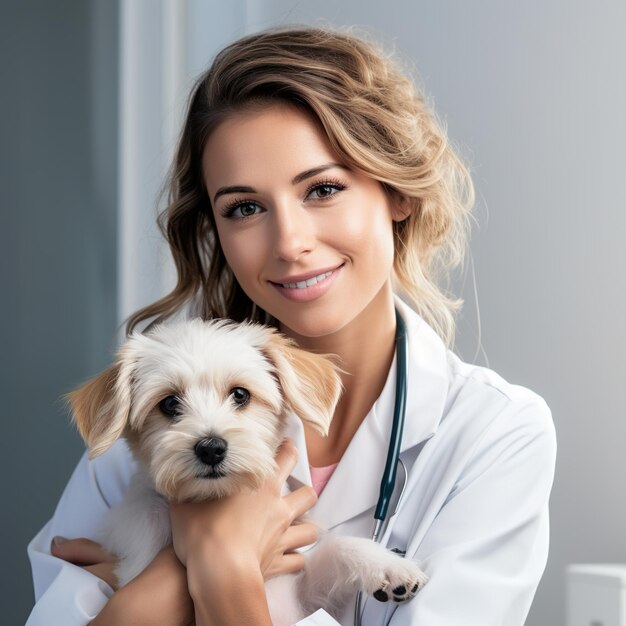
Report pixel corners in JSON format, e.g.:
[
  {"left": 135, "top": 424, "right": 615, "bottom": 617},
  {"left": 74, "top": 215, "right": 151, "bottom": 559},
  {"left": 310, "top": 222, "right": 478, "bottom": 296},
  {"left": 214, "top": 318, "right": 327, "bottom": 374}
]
[
  {"left": 277, "top": 300, "right": 377, "bottom": 341},
  {"left": 278, "top": 312, "right": 350, "bottom": 341}
]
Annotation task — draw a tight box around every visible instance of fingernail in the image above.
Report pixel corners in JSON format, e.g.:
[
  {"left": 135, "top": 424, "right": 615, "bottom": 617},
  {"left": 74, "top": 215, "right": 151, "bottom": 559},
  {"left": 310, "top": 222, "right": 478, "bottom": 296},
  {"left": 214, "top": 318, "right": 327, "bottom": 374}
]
[{"left": 52, "top": 536, "right": 67, "bottom": 546}]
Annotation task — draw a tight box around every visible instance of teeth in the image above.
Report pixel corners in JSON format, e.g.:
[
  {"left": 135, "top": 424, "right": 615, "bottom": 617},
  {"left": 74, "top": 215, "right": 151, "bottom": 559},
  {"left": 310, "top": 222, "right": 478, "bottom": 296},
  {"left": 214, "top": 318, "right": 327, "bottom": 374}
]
[{"left": 281, "top": 270, "right": 333, "bottom": 289}]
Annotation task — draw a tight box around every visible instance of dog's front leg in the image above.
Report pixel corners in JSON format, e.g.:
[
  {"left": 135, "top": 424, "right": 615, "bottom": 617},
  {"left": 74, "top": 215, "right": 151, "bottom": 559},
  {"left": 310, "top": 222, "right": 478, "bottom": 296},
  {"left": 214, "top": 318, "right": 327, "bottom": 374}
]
[
  {"left": 298, "top": 535, "right": 428, "bottom": 616},
  {"left": 98, "top": 473, "right": 172, "bottom": 587}
]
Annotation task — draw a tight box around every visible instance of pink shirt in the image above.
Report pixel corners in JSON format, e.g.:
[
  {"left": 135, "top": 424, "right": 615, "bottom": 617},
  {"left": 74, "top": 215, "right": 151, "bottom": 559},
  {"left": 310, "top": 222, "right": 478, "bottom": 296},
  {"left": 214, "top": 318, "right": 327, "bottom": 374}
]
[{"left": 309, "top": 462, "right": 339, "bottom": 496}]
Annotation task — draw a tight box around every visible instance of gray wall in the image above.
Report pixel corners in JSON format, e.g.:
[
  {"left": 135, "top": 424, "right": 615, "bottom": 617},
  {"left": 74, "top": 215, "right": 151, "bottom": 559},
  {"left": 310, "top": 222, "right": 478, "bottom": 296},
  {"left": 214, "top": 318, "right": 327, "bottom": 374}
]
[
  {"left": 1, "top": 1, "right": 119, "bottom": 623},
  {"left": 249, "top": 2, "right": 626, "bottom": 625}
]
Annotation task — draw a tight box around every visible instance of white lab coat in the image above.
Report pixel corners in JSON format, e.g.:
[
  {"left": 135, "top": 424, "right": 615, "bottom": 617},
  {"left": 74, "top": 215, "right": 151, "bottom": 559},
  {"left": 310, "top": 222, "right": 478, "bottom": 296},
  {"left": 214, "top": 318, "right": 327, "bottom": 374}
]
[{"left": 26, "top": 297, "right": 557, "bottom": 625}]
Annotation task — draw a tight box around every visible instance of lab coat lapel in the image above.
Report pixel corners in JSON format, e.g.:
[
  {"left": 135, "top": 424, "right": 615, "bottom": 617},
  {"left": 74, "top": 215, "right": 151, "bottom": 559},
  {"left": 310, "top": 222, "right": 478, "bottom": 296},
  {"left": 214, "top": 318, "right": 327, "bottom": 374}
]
[
  {"left": 394, "top": 296, "right": 451, "bottom": 453},
  {"left": 285, "top": 297, "right": 450, "bottom": 531}
]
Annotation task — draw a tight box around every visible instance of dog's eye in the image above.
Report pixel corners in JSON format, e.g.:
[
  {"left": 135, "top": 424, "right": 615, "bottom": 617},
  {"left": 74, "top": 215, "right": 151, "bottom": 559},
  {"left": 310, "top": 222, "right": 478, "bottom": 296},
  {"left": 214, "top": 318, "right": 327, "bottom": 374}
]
[
  {"left": 159, "top": 395, "right": 182, "bottom": 418},
  {"left": 230, "top": 387, "right": 250, "bottom": 407}
]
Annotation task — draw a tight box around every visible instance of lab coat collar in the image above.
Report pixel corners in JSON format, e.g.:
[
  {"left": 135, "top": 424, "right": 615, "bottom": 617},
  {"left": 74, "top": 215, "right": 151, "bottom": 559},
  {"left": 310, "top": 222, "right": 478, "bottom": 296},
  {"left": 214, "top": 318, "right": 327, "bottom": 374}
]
[{"left": 283, "top": 296, "right": 450, "bottom": 530}]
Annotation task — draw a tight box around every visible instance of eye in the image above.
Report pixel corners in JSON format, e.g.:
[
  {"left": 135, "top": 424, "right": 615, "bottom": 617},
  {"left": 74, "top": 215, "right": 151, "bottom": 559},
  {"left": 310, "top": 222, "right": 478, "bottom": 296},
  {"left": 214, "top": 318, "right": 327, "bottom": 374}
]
[
  {"left": 305, "top": 179, "right": 346, "bottom": 201},
  {"left": 159, "top": 395, "right": 183, "bottom": 418},
  {"left": 230, "top": 387, "right": 250, "bottom": 407},
  {"left": 221, "top": 201, "right": 264, "bottom": 219}
]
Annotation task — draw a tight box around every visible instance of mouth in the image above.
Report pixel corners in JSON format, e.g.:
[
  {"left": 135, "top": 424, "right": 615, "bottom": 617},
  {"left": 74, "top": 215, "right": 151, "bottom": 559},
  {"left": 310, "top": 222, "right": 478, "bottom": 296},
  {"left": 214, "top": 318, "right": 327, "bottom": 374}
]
[
  {"left": 268, "top": 263, "right": 344, "bottom": 303},
  {"left": 195, "top": 465, "right": 228, "bottom": 480}
]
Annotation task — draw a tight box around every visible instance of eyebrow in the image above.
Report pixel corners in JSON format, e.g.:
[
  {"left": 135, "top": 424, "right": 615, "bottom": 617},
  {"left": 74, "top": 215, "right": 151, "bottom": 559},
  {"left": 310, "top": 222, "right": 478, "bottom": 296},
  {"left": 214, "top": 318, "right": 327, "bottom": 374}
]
[{"left": 212, "top": 162, "right": 348, "bottom": 204}]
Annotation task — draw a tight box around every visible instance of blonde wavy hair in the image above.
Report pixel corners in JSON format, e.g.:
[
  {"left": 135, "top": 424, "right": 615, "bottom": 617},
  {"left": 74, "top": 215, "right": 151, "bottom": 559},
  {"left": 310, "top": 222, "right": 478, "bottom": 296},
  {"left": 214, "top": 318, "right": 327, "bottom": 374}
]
[{"left": 126, "top": 25, "right": 475, "bottom": 348}]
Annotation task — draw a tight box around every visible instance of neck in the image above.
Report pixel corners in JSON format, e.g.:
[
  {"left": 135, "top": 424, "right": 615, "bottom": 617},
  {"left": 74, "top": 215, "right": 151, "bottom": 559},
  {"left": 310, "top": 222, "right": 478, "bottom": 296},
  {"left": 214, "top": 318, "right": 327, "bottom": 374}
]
[{"left": 281, "top": 283, "right": 398, "bottom": 466}]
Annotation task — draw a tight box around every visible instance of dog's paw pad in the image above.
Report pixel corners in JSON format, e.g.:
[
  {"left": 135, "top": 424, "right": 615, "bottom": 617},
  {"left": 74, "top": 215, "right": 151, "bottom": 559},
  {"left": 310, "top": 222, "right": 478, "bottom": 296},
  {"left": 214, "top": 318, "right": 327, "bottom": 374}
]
[
  {"left": 391, "top": 584, "right": 407, "bottom": 602},
  {"left": 373, "top": 589, "right": 389, "bottom": 602},
  {"left": 366, "top": 557, "right": 428, "bottom": 604},
  {"left": 391, "top": 578, "right": 427, "bottom": 602}
]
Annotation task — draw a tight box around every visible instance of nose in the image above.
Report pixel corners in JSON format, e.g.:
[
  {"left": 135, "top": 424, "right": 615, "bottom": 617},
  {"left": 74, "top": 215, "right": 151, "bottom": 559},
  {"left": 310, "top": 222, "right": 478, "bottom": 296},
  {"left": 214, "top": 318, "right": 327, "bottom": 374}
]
[
  {"left": 194, "top": 437, "right": 228, "bottom": 466},
  {"left": 272, "top": 203, "right": 314, "bottom": 262}
]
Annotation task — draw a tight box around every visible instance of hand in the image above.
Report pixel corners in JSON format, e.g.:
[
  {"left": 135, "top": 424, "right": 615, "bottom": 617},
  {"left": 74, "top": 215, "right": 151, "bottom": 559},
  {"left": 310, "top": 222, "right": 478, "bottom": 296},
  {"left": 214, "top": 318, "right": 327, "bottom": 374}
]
[
  {"left": 51, "top": 536, "right": 118, "bottom": 590},
  {"left": 52, "top": 537, "right": 194, "bottom": 625},
  {"left": 170, "top": 438, "right": 320, "bottom": 581}
]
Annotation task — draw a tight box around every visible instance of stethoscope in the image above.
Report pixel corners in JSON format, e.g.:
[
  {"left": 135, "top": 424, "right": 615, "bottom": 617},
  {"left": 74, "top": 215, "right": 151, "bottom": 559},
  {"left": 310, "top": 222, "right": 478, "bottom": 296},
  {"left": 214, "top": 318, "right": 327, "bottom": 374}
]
[{"left": 354, "top": 307, "right": 409, "bottom": 626}]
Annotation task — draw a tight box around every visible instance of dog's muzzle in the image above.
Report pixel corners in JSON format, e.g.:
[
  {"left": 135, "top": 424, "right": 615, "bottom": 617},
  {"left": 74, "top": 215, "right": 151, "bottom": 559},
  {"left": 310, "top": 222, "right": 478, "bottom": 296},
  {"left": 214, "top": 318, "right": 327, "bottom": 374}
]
[{"left": 194, "top": 436, "right": 228, "bottom": 467}]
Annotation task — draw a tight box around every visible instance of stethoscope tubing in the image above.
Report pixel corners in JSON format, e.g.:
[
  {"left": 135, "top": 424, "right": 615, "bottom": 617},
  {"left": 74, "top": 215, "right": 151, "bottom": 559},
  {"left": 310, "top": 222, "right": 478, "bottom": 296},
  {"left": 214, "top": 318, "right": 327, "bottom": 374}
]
[{"left": 354, "top": 308, "right": 409, "bottom": 626}]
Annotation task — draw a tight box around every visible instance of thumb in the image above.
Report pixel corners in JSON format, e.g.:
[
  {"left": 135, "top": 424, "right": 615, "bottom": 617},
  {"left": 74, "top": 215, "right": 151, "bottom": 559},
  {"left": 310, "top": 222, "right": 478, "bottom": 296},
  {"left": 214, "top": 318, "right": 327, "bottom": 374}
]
[{"left": 50, "top": 536, "right": 117, "bottom": 565}]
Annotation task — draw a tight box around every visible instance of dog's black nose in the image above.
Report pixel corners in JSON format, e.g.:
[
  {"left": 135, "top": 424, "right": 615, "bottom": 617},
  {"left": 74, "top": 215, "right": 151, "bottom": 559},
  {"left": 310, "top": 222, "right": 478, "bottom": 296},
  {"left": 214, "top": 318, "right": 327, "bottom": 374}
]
[{"left": 194, "top": 437, "right": 228, "bottom": 466}]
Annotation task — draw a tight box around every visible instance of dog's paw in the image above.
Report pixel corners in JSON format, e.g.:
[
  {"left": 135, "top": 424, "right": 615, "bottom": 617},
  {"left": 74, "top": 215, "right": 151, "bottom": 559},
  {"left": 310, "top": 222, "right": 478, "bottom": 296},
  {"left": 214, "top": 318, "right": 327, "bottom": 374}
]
[{"left": 366, "top": 553, "right": 428, "bottom": 604}]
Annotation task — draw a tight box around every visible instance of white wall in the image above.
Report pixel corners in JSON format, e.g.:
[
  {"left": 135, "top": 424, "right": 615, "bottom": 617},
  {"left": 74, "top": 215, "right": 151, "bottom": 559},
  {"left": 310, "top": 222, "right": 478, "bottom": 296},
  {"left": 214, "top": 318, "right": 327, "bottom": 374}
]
[
  {"left": 117, "top": 0, "right": 250, "bottom": 328},
  {"left": 241, "top": 2, "right": 626, "bottom": 625}
]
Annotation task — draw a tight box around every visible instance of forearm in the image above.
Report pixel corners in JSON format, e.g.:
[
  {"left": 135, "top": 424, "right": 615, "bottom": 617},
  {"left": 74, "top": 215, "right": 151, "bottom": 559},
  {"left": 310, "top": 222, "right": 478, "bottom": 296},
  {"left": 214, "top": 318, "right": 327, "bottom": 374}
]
[
  {"left": 188, "top": 553, "right": 272, "bottom": 626},
  {"left": 90, "top": 547, "right": 194, "bottom": 626},
  {"left": 91, "top": 588, "right": 193, "bottom": 626}
]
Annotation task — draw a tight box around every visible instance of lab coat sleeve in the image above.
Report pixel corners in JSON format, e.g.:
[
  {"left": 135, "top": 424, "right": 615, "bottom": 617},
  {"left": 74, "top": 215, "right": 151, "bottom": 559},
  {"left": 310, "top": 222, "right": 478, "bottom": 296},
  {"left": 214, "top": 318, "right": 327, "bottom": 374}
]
[
  {"left": 388, "top": 397, "right": 557, "bottom": 626},
  {"left": 26, "top": 442, "right": 133, "bottom": 625}
]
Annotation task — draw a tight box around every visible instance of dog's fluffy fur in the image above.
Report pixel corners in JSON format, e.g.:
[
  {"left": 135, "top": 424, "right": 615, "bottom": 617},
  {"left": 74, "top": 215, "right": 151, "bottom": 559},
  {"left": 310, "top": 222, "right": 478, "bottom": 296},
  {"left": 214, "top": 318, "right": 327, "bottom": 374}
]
[{"left": 67, "top": 319, "right": 427, "bottom": 624}]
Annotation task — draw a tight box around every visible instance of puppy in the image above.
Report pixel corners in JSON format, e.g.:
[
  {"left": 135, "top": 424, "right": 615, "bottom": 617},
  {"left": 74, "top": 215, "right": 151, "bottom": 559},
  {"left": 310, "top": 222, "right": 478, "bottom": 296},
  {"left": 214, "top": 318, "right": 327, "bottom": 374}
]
[{"left": 66, "top": 318, "right": 427, "bottom": 624}]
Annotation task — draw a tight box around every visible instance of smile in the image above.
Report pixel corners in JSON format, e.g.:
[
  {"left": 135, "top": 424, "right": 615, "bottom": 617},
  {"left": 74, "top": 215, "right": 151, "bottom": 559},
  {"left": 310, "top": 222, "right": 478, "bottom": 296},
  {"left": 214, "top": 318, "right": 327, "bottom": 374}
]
[
  {"left": 280, "top": 270, "right": 334, "bottom": 289},
  {"left": 269, "top": 264, "right": 344, "bottom": 303}
]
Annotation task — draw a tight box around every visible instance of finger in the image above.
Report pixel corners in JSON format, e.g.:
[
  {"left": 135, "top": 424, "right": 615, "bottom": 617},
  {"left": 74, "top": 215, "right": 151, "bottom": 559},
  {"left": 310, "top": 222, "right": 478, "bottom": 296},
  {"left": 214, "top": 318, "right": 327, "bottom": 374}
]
[
  {"left": 283, "top": 485, "right": 318, "bottom": 519},
  {"left": 84, "top": 562, "right": 119, "bottom": 590},
  {"left": 266, "top": 552, "right": 306, "bottom": 579},
  {"left": 280, "top": 522, "right": 319, "bottom": 552},
  {"left": 274, "top": 438, "right": 299, "bottom": 484},
  {"left": 280, "top": 551, "right": 306, "bottom": 574},
  {"left": 50, "top": 537, "right": 117, "bottom": 565}
]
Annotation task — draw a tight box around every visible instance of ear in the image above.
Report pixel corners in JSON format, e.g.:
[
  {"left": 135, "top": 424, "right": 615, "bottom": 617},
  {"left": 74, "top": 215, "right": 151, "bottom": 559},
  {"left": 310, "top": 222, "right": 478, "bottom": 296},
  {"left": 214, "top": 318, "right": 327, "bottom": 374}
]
[
  {"left": 262, "top": 332, "right": 343, "bottom": 437},
  {"left": 390, "top": 191, "right": 412, "bottom": 223},
  {"left": 64, "top": 352, "right": 134, "bottom": 459}
]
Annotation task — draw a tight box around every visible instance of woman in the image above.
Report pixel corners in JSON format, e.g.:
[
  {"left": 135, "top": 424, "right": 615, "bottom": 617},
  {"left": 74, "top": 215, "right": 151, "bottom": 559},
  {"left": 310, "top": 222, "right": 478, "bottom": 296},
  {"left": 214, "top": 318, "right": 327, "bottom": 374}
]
[{"left": 27, "top": 26, "right": 556, "bottom": 625}]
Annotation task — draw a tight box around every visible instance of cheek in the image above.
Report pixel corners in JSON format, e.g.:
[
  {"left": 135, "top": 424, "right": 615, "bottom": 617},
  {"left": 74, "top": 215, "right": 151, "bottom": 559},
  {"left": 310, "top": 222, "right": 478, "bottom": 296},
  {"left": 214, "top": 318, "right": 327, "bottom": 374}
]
[
  {"left": 337, "top": 204, "right": 396, "bottom": 264},
  {"left": 130, "top": 415, "right": 166, "bottom": 465},
  {"left": 216, "top": 227, "right": 265, "bottom": 286}
]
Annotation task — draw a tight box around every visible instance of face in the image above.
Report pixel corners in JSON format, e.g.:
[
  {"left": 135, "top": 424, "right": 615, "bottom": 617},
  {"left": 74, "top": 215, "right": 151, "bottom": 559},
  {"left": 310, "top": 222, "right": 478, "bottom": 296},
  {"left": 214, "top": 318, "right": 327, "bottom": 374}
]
[
  {"left": 123, "top": 321, "right": 288, "bottom": 501},
  {"left": 202, "top": 103, "right": 405, "bottom": 341},
  {"left": 69, "top": 319, "right": 340, "bottom": 502}
]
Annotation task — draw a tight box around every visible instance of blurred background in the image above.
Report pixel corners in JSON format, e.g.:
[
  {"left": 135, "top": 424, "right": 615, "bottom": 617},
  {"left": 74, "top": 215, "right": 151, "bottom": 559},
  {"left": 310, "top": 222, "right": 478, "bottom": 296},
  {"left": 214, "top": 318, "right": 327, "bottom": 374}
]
[{"left": 2, "top": 1, "right": 625, "bottom": 624}]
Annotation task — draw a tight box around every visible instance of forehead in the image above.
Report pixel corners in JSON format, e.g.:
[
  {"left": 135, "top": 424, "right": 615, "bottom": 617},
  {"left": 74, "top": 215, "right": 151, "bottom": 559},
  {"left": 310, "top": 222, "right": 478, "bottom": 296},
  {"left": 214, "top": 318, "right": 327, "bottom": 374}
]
[
  {"left": 201, "top": 103, "right": 337, "bottom": 194},
  {"left": 132, "top": 321, "right": 273, "bottom": 386}
]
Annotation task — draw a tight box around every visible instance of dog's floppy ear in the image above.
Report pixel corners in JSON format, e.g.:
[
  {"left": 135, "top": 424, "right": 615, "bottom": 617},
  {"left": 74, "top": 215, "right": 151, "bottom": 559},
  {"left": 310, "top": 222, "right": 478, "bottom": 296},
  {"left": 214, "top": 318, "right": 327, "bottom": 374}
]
[
  {"left": 64, "top": 348, "right": 135, "bottom": 459},
  {"left": 262, "top": 331, "right": 342, "bottom": 437}
]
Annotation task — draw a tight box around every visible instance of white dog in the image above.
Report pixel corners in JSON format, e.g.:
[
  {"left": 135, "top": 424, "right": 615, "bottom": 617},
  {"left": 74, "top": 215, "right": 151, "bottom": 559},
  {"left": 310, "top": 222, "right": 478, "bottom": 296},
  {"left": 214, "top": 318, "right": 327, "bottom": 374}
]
[{"left": 67, "top": 318, "right": 427, "bottom": 624}]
